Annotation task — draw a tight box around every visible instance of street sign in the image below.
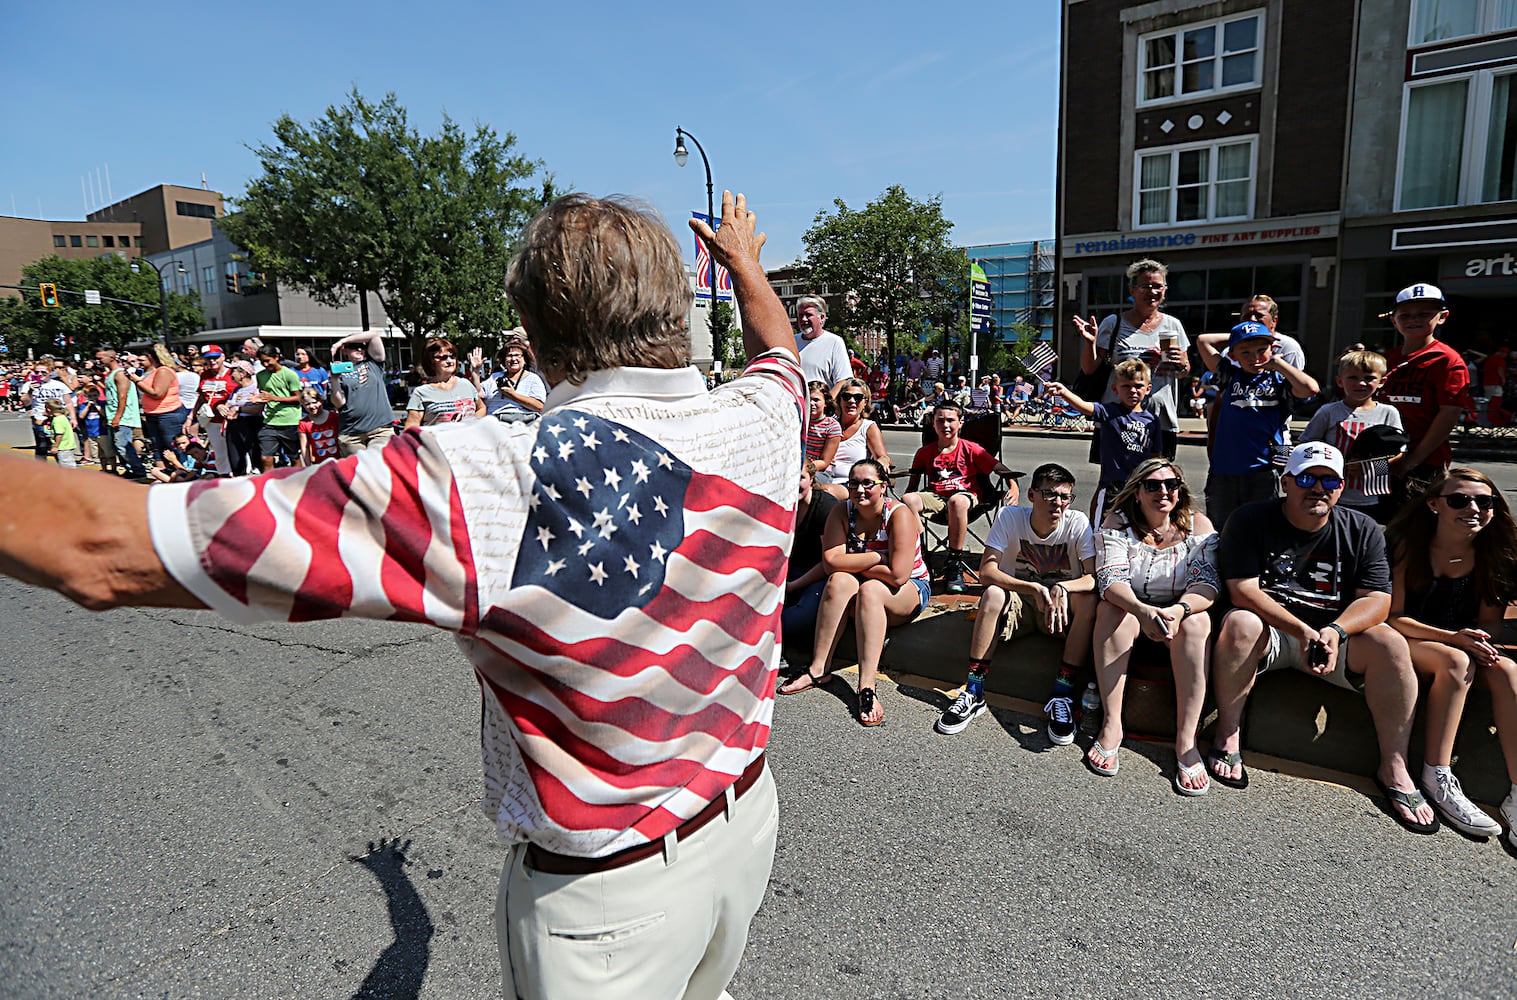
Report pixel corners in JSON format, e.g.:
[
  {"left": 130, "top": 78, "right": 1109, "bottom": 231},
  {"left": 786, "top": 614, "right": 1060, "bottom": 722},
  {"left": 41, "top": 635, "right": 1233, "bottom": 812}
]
[{"left": 84, "top": 290, "right": 101, "bottom": 305}]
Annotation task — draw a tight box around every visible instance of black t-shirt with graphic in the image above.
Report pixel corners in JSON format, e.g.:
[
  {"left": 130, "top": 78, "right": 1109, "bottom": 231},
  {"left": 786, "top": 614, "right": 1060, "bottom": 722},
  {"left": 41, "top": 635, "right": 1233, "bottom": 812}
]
[{"left": 1217, "top": 500, "right": 1391, "bottom": 630}]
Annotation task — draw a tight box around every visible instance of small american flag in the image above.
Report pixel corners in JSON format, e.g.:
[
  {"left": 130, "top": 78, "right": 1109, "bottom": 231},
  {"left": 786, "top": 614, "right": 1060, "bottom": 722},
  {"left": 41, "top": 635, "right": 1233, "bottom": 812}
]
[
  {"left": 1351, "top": 458, "right": 1392, "bottom": 497},
  {"left": 1024, "top": 340, "right": 1057, "bottom": 375}
]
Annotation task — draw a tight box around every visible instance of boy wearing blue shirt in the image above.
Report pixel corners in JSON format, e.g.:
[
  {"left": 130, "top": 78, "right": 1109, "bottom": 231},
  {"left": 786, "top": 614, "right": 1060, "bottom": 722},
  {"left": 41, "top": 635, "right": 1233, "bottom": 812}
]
[
  {"left": 1198, "top": 321, "right": 1319, "bottom": 529},
  {"left": 1044, "top": 358, "right": 1163, "bottom": 520}
]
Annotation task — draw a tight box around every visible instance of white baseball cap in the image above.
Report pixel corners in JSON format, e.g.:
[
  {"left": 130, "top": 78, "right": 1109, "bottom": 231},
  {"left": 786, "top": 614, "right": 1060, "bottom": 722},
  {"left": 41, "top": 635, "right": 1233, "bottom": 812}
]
[
  {"left": 1283, "top": 442, "right": 1344, "bottom": 478},
  {"left": 1395, "top": 283, "right": 1446, "bottom": 306}
]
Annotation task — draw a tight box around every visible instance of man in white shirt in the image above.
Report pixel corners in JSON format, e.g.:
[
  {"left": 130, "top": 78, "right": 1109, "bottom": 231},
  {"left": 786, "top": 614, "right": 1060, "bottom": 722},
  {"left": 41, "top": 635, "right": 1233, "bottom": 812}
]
[{"left": 794, "top": 294, "right": 851, "bottom": 393}]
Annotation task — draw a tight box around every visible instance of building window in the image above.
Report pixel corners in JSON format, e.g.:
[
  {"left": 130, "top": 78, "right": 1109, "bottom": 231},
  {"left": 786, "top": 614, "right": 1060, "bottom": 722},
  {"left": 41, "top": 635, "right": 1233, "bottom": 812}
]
[
  {"left": 1410, "top": 0, "right": 1517, "bottom": 47},
  {"left": 53, "top": 236, "right": 66, "bottom": 247},
  {"left": 103, "top": 235, "right": 115, "bottom": 248},
  {"left": 120, "top": 235, "right": 131, "bottom": 247},
  {"left": 70, "top": 235, "right": 82, "bottom": 247},
  {"left": 1139, "top": 11, "right": 1263, "bottom": 105},
  {"left": 202, "top": 266, "right": 216, "bottom": 293},
  {"left": 175, "top": 201, "right": 216, "bottom": 219},
  {"left": 1135, "top": 137, "right": 1256, "bottom": 227},
  {"left": 86, "top": 235, "right": 99, "bottom": 247},
  {"left": 1398, "top": 68, "right": 1517, "bottom": 209}
]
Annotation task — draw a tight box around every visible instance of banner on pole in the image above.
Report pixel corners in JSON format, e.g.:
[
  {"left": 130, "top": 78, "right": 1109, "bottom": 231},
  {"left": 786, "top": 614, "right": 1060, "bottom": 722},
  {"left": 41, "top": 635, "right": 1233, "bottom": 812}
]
[
  {"left": 970, "top": 261, "right": 992, "bottom": 335},
  {"left": 692, "top": 213, "right": 732, "bottom": 301}
]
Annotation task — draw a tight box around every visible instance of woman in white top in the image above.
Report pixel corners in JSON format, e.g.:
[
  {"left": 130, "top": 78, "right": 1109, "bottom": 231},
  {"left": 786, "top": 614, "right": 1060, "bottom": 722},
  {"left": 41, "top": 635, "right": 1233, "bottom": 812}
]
[
  {"left": 778, "top": 459, "right": 930, "bottom": 727},
  {"left": 470, "top": 339, "right": 547, "bottom": 422},
  {"left": 818, "top": 378, "right": 891, "bottom": 500},
  {"left": 1090, "top": 457, "right": 1219, "bottom": 794}
]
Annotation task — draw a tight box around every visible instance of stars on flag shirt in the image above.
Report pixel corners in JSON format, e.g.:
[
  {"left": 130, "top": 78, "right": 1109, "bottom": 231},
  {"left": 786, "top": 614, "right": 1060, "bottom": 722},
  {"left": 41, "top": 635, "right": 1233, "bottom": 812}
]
[{"left": 148, "top": 350, "right": 805, "bottom": 857}]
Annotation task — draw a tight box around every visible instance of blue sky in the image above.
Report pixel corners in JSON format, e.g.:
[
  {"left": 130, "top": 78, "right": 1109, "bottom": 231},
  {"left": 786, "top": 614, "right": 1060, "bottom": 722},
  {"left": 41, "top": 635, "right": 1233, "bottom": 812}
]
[{"left": 3, "top": 2, "right": 1059, "bottom": 267}]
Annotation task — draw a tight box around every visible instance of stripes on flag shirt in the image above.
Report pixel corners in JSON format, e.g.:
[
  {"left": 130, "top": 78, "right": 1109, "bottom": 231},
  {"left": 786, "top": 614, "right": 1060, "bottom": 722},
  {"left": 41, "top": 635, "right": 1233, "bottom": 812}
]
[{"left": 147, "top": 349, "right": 805, "bottom": 857}]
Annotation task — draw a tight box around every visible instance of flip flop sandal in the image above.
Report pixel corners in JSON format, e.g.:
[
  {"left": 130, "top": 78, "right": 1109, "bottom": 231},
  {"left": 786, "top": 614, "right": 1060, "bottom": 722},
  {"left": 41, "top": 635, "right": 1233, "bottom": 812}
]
[
  {"left": 857, "top": 687, "right": 885, "bottom": 727},
  {"left": 1085, "top": 740, "right": 1120, "bottom": 777},
  {"left": 1373, "top": 777, "right": 1441, "bottom": 835},
  {"left": 1205, "top": 749, "right": 1249, "bottom": 790},
  {"left": 778, "top": 670, "right": 833, "bottom": 695},
  {"left": 1173, "top": 759, "right": 1210, "bottom": 797}
]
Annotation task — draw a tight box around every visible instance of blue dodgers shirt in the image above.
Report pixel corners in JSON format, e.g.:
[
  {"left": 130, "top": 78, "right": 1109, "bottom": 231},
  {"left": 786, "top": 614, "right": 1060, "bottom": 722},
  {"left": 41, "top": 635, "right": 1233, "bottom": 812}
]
[
  {"left": 1090, "top": 400, "right": 1162, "bottom": 486},
  {"left": 1211, "top": 355, "right": 1307, "bottom": 475}
]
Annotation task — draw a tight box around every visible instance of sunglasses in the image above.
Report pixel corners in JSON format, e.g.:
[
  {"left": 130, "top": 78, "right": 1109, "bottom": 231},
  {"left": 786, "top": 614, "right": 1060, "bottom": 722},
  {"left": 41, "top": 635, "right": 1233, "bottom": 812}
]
[
  {"left": 1441, "top": 492, "right": 1496, "bottom": 512},
  {"left": 847, "top": 478, "right": 883, "bottom": 490},
  {"left": 432, "top": 353, "right": 456, "bottom": 360},
  {"left": 1141, "top": 479, "right": 1183, "bottom": 494},
  {"left": 838, "top": 392, "right": 867, "bottom": 403},
  {"left": 1293, "top": 472, "right": 1344, "bottom": 492},
  {"left": 1036, "top": 489, "right": 1075, "bottom": 504}
]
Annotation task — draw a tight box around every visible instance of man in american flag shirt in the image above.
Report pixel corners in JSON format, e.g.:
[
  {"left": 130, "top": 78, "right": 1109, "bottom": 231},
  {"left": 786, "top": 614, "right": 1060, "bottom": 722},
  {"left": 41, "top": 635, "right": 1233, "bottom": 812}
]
[{"left": 0, "top": 190, "right": 804, "bottom": 1000}]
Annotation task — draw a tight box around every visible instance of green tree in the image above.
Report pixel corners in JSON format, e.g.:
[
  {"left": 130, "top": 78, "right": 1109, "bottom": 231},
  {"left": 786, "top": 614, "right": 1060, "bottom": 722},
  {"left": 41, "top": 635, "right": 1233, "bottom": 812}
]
[
  {"left": 803, "top": 186, "right": 965, "bottom": 400},
  {"left": 708, "top": 301, "right": 739, "bottom": 371},
  {"left": 219, "top": 89, "right": 556, "bottom": 355},
  {"left": 0, "top": 255, "right": 201, "bottom": 358}
]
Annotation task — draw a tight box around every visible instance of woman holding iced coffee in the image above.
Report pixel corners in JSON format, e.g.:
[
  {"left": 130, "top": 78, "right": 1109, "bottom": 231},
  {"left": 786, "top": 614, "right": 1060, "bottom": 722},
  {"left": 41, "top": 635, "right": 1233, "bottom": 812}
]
[{"left": 1072, "top": 259, "right": 1190, "bottom": 459}]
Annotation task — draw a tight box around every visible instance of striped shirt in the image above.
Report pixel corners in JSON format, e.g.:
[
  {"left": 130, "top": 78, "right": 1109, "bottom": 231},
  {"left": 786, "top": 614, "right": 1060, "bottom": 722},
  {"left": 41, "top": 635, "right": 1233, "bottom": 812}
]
[
  {"left": 148, "top": 350, "right": 805, "bottom": 857},
  {"left": 805, "top": 414, "right": 841, "bottom": 462}
]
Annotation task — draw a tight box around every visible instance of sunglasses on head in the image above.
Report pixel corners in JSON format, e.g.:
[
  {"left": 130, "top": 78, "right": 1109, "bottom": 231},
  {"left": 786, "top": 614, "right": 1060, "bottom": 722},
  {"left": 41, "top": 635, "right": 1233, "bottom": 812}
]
[
  {"left": 839, "top": 392, "right": 867, "bottom": 403},
  {"left": 1441, "top": 492, "right": 1496, "bottom": 512},
  {"left": 1293, "top": 472, "right": 1344, "bottom": 492},
  {"left": 847, "top": 478, "right": 883, "bottom": 490},
  {"left": 1141, "top": 478, "right": 1182, "bottom": 494}
]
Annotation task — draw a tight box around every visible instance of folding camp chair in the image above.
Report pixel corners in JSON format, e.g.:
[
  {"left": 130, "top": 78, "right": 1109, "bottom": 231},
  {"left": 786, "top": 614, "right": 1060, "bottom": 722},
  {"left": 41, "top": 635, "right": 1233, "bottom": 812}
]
[{"left": 896, "top": 410, "right": 1024, "bottom": 590}]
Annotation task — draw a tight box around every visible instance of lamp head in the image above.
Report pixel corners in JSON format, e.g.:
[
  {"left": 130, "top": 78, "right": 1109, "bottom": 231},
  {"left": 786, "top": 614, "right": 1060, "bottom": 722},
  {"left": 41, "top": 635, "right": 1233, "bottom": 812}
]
[{"left": 673, "top": 131, "right": 688, "bottom": 167}]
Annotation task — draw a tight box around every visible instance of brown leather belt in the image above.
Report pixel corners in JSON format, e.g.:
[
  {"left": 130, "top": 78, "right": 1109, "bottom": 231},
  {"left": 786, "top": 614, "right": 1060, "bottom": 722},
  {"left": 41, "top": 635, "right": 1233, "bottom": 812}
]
[{"left": 524, "top": 753, "right": 767, "bottom": 876}]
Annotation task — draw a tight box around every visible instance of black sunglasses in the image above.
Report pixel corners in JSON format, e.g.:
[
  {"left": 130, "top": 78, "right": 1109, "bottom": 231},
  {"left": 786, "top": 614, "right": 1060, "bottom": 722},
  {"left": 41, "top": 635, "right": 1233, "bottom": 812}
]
[
  {"left": 1441, "top": 492, "right": 1496, "bottom": 512},
  {"left": 838, "top": 392, "right": 867, "bottom": 403},
  {"left": 1141, "top": 479, "right": 1183, "bottom": 494}
]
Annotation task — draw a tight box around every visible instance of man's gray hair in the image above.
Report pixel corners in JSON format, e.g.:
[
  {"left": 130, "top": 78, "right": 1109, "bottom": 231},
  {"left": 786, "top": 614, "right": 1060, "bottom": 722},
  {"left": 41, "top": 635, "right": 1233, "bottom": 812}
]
[{"left": 795, "top": 295, "right": 828, "bottom": 318}]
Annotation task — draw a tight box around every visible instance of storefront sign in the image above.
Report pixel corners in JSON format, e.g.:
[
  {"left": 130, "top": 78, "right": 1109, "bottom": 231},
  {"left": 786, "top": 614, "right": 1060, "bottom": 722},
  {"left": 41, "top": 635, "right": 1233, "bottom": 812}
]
[{"left": 1065, "top": 215, "right": 1339, "bottom": 257}]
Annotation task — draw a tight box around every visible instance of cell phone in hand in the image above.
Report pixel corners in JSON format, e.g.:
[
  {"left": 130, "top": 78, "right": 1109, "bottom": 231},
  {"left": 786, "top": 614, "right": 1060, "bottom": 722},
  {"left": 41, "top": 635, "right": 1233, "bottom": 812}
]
[{"left": 331, "top": 361, "right": 354, "bottom": 374}]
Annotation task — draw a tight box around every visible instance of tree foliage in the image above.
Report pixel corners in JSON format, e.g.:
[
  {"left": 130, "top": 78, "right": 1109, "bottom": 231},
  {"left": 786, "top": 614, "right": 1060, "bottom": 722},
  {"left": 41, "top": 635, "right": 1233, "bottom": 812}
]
[
  {"left": 803, "top": 186, "right": 966, "bottom": 396},
  {"left": 708, "top": 300, "right": 739, "bottom": 370},
  {"left": 0, "top": 255, "right": 202, "bottom": 358},
  {"left": 219, "top": 89, "right": 556, "bottom": 353}
]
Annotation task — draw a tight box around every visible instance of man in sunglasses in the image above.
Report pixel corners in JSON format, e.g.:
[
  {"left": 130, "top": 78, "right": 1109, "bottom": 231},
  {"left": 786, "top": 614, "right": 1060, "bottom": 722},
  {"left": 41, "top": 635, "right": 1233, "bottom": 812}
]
[{"left": 1210, "top": 442, "right": 1436, "bottom": 834}]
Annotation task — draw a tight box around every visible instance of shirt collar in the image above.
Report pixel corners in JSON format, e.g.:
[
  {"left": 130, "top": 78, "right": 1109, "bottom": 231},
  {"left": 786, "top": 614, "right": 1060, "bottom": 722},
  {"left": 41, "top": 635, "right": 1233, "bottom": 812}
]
[{"left": 544, "top": 365, "right": 708, "bottom": 411}]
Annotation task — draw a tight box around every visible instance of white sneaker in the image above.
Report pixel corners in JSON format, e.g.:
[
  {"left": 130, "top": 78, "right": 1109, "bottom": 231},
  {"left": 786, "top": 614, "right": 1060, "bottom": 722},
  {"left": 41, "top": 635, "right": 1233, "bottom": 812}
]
[
  {"left": 1501, "top": 787, "right": 1517, "bottom": 850},
  {"left": 1421, "top": 766, "right": 1502, "bottom": 838}
]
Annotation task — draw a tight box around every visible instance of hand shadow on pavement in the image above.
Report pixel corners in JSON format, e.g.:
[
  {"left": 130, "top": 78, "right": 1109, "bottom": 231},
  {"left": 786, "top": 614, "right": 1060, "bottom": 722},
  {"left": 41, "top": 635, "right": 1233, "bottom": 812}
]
[{"left": 351, "top": 837, "right": 435, "bottom": 1000}]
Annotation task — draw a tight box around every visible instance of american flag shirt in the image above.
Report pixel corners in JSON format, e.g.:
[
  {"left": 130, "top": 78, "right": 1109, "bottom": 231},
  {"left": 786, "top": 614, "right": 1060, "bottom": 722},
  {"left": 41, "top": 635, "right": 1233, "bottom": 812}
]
[{"left": 148, "top": 350, "right": 805, "bottom": 857}]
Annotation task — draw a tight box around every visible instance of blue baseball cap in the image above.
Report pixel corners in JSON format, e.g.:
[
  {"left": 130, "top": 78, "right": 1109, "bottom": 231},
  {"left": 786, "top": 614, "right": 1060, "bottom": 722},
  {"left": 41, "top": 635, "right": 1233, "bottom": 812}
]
[{"left": 1228, "top": 321, "right": 1273, "bottom": 348}]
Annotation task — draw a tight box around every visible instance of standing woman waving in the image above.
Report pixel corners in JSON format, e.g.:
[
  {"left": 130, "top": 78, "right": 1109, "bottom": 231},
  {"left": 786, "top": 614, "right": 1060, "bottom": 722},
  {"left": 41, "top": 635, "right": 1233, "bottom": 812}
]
[{"left": 1073, "top": 259, "right": 1190, "bottom": 459}]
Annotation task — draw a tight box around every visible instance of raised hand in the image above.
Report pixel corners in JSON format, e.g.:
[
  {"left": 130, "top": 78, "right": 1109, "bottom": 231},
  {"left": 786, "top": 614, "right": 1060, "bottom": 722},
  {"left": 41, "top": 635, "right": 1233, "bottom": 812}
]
[
  {"left": 690, "top": 190, "right": 766, "bottom": 273},
  {"left": 1072, "top": 315, "right": 1100, "bottom": 344}
]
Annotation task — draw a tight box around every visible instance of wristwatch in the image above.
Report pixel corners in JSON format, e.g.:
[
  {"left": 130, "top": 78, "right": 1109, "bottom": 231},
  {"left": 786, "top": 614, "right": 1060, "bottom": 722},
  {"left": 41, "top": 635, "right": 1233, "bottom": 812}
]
[
  {"left": 1326, "top": 622, "right": 1349, "bottom": 645},
  {"left": 1177, "top": 600, "right": 1193, "bottom": 619}
]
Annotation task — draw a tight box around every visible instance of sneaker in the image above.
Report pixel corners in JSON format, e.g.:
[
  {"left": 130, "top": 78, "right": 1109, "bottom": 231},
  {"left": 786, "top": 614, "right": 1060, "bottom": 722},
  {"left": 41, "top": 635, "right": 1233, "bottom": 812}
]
[
  {"left": 1045, "top": 696, "right": 1076, "bottom": 746},
  {"left": 944, "top": 560, "right": 966, "bottom": 594},
  {"left": 1501, "top": 788, "right": 1517, "bottom": 850},
  {"left": 1421, "top": 766, "right": 1502, "bottom": 837},
  {"left": 936, "top": 689, "right": 987, "bottom": 734}
]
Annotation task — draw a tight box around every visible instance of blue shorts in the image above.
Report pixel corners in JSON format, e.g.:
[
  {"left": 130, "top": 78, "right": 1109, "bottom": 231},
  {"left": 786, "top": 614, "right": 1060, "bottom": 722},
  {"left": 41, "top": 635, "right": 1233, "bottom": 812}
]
[{"left": 910, "top": 577, "right": 932, "bottom": 614}]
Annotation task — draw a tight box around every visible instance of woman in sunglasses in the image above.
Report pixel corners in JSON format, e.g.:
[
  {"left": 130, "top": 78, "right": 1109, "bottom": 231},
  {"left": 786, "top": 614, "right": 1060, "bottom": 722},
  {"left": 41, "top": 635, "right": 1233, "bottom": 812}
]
[
  {"left": 1090, "top": 458, "right": 1219, "bottom": 792},
  {"left": 778, "top": 458, "right": 930, "bottom": 726},
  {"left": 817, "top": 378, "right": 891, "bottom": 500},
  {"left": 405, "top": 338, "right": 486, "bottom": 427},
  {"left": 1386, "top": 468, "right": 1517, "bottom": 845}
]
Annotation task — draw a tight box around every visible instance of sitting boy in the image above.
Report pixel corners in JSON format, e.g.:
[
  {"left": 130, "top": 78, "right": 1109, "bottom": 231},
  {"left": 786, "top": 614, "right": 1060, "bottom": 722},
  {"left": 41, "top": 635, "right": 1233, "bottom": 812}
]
[
  {"left": 1198, "top": 321, "right": 1319, "bottom": 530},
  {"left": 1043, "top": 358, "right": 1162, "bottom": 521},
  {"left": 901, "top": 400, "right": 1017, "bottom": 593},
  {"left": 935, "top": 463, "right": 1097, "bottom": 741}
]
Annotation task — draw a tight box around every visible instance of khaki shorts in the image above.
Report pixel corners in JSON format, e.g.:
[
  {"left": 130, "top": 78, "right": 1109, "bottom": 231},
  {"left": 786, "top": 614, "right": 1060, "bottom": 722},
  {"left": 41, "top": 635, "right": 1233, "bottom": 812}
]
[
  {"left": 1245, "top": 616, "right": 1365, "bottom": 692},
  {"left": 909, "top": 489, "right": 975, "bottom": 516},
  {"left": 991, "top": 588, "right": 1045, "bottom": 642},
  {"left": 337, "top": 425, "right": 395, "bottom": 456}
]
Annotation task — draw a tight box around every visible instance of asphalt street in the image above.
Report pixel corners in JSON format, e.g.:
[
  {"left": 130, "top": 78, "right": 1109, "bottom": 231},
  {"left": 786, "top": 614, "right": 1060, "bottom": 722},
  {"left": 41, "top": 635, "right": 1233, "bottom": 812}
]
[{"left": 1, "top": 414, "right": 1516, "bottom": 998}]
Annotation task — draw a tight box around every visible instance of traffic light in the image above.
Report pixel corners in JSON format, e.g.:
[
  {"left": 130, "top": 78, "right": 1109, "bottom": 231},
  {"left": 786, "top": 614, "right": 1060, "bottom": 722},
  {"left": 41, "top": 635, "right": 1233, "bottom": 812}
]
[
  {"left": 225, "top": 273, "right": 239, "bottom": 294},
  {"left": 39, "top": 283, "right": 59, "bottom": 308}
]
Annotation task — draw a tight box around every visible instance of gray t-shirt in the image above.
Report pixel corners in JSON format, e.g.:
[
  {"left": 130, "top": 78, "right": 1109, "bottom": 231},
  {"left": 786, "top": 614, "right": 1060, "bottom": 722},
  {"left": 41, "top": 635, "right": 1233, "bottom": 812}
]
[
  {"left": 333, "top": 358, "right": 394, "bottom": 436},
  {"left": 406, "top": 378, "right": 480, "bottom": 426},
  {"left": 1096, "top": 313, "right": 1190, "bottom": 431},
  {"left": 1300, "top": 400, "right": 1405, "bottom": 508}
]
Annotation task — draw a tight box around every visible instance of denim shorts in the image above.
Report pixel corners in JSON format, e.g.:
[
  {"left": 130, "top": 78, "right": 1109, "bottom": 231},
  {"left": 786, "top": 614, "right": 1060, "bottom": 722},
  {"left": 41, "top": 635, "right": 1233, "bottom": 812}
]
[{"left": 910, "top": 577, "right": 932, "bottom": 614}]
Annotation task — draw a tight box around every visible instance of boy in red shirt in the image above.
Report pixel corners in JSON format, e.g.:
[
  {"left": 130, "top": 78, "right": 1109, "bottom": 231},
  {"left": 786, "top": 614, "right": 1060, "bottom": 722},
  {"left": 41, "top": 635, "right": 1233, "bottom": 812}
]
[
  {"left": 902, "top": 400, "right": 1017, "bottom": 593},
  {"left": 1382, "top": 283, "right": 1473, "bottom": 509}
]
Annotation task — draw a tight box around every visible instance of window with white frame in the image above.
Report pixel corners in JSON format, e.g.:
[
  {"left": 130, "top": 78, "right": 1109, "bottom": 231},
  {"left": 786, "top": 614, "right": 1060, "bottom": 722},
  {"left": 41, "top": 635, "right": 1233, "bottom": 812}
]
[
  {"left": 1135, "top": 137, "right": 1256, "bottom": 227},
  {"left": 1409, "top": 0, "right": 1517, "bottom": 47},
  {"left": 1139, "top": 11, "right": 1263, "bottom": 104},
  {"left": 1398, "top": 67, "right": 1517, "bottom": 209}
]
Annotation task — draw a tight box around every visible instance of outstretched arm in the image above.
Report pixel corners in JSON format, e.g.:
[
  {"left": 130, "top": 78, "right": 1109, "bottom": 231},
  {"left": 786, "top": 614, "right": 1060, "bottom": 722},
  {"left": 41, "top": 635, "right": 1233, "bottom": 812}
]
[{"left": 691, "top": 191, "right": 797, "bottom": 365}]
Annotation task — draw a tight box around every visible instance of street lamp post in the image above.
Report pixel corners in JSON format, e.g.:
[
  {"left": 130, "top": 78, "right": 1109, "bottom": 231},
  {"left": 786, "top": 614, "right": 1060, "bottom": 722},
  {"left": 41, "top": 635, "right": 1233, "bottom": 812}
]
[
  {"left": 129, "top": 256, "right": 187, "bottom": 347},
  {"left": 673, "top": 127, "right": 719, "bottom": 365}
]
